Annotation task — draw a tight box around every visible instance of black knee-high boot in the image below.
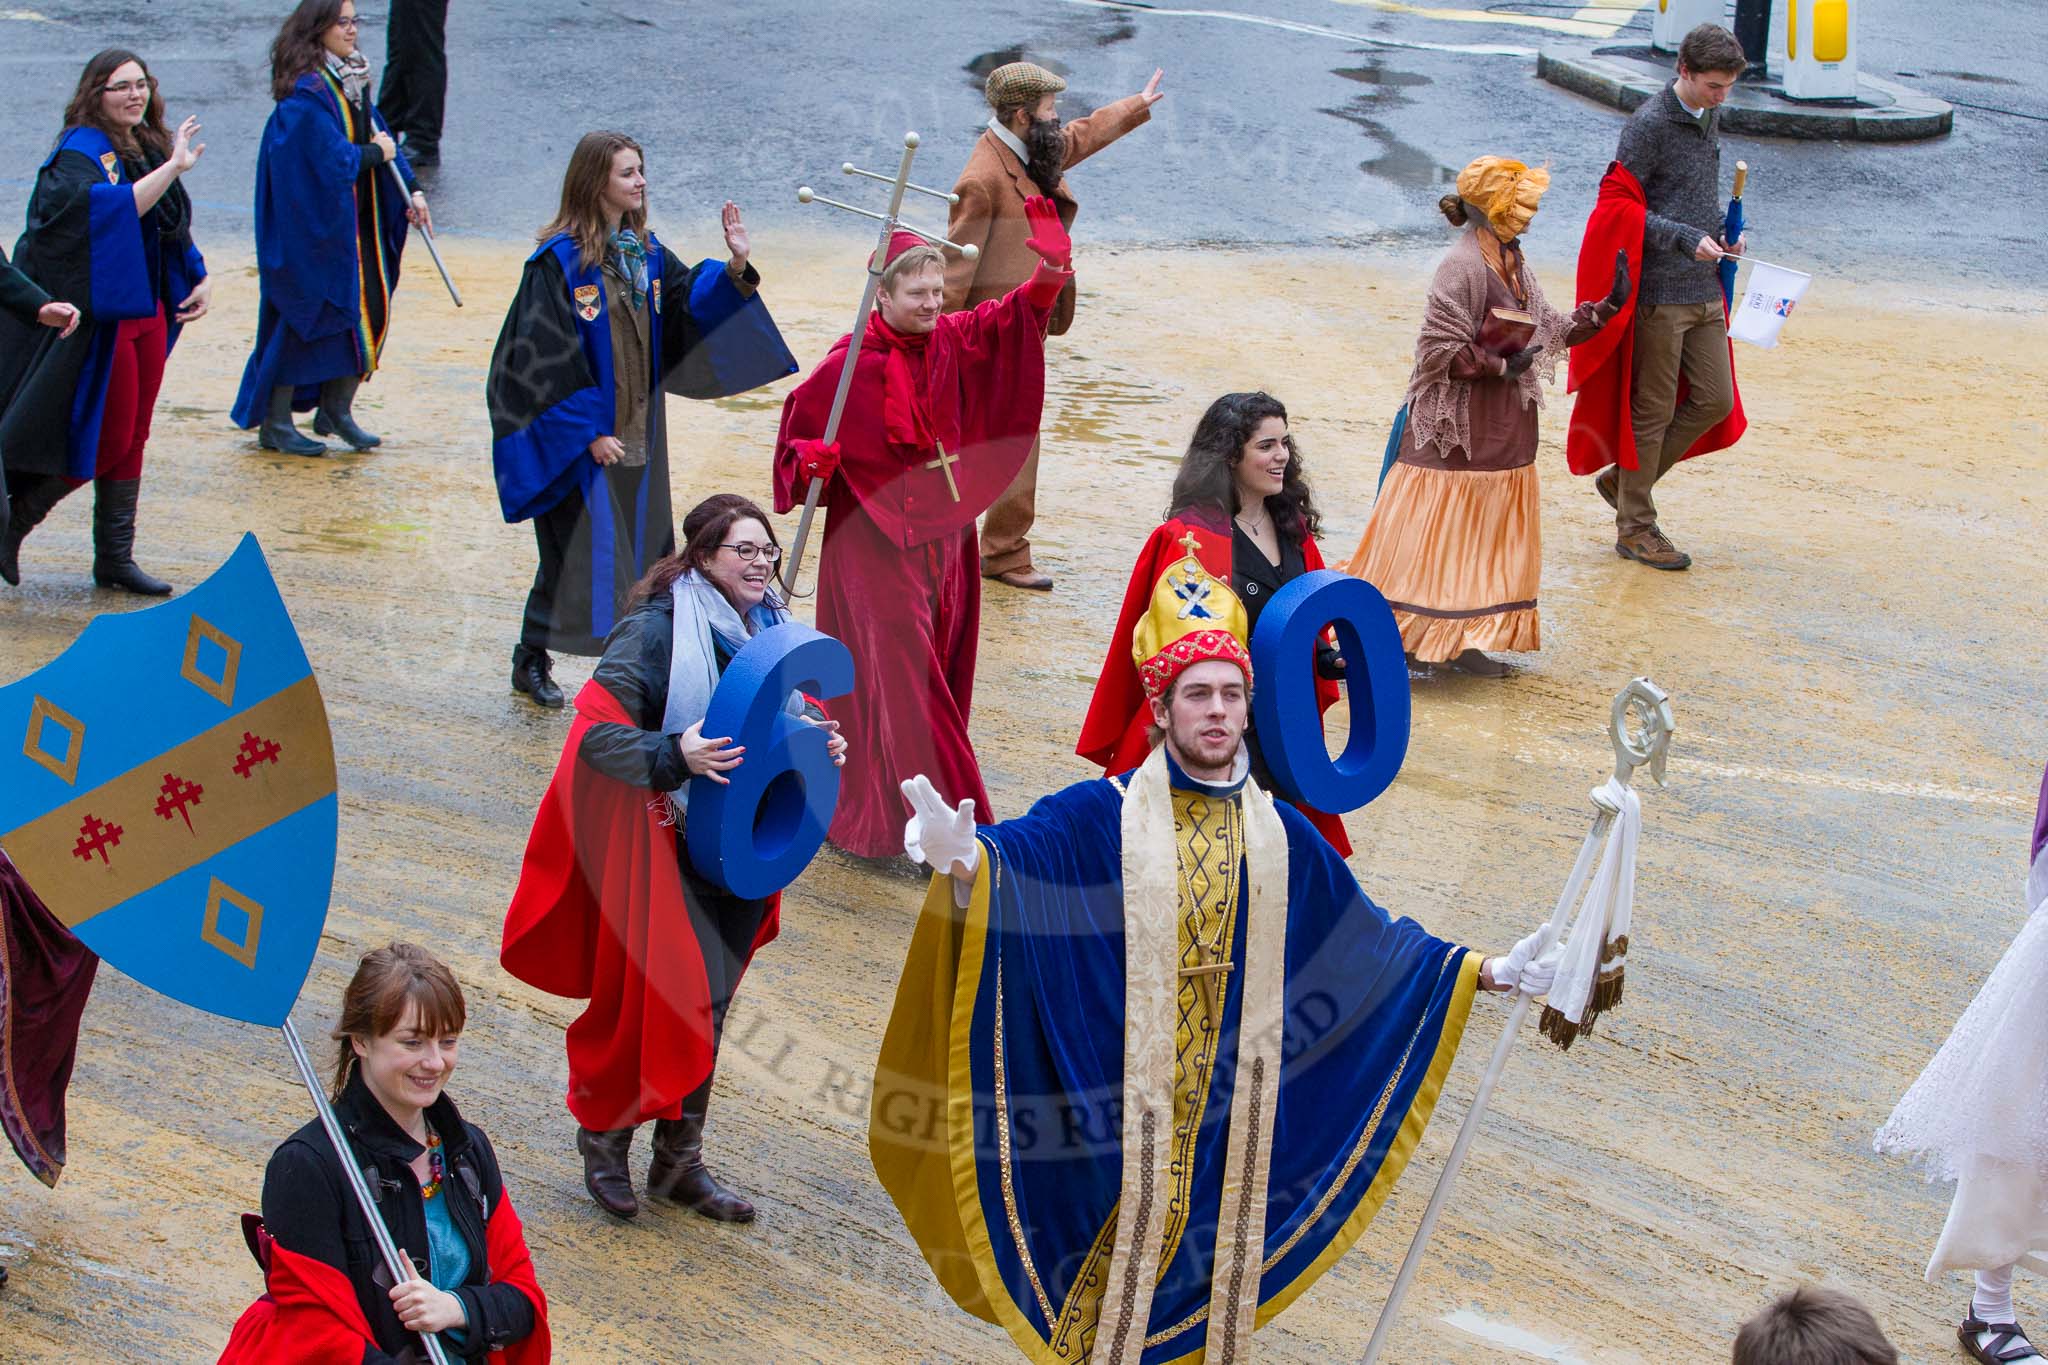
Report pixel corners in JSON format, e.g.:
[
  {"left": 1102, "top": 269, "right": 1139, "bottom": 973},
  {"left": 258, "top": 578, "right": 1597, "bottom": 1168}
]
[
  {"left": 313, "top": 376, "right": 380, "bottom": 449},
  {"left": 91, "top": 478, "right": 171, "bottom": 595},
  {"left": 1, "top": 476, "right": 77, "bottom": 587}
]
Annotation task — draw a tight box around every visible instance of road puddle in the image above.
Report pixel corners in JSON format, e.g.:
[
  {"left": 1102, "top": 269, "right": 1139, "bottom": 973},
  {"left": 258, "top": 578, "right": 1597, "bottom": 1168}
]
[{"left": 1443, "top": 1308, "right": 1591, "bottom": 1362}]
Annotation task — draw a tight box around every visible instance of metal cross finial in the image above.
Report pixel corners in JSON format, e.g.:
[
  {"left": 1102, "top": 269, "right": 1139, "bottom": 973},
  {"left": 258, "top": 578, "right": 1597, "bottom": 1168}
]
[
  {"left": 1609, "top": 677, "right": 1675, "bottom": 790},
  {"left": 779, "top": 132, "right": 981, "bottom": 598}
]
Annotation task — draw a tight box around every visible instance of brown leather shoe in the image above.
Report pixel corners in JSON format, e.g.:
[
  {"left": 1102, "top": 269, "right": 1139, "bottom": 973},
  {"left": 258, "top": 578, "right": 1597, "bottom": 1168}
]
[
  {"left": 987, "top": 567, "right": 1053, "bottom": 591},
  {"left": 1594, "top": 467, "right": 1619, "bottom": 510},
  {"left": 1615, "top": 526, "right": 1691, "bottom": 571},
  {"left": 576, "top": 1125, "right": 640, "bottom": 1219}
]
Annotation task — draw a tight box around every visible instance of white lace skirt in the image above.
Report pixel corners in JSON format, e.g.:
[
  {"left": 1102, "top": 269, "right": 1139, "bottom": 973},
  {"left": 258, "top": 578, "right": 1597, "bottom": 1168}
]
[{"left": 1876, "top": 864, "right": 2048, "bottom": 1279}]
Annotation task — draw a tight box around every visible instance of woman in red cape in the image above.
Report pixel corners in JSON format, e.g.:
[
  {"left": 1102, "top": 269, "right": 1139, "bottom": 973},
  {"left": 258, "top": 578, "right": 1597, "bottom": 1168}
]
[
  {"left": 221, "top": 944, "right": 549, "bottom": 1364},
  {"left": 501, "top": 495, "right": 839, "bottom": 1224},
  {"left": 1078, "top": 391, "right": 1353, "bottom": 855}
]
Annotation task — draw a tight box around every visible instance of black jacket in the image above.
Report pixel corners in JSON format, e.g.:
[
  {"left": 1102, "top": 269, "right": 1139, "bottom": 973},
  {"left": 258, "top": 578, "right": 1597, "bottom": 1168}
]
[
  {"left": 260, "top": 1074, "right": 536, "bottom": 1363},
  {"left": 580, "top": 591, "right": 823, "bottom": 793},
  {"left": 581, "top": 592, "right": 693, "bottom": 792}
]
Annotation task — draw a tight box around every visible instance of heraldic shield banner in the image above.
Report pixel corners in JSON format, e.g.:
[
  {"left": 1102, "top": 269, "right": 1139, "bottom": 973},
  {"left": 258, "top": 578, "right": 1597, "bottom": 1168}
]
[{"left": 0, "top": 535, "right": 335, "bottom": 1027}]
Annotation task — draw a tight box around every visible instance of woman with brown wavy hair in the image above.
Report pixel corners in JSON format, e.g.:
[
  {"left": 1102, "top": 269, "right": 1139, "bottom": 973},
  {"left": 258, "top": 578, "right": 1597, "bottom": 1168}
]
[
  {"left": 0, "top": 47, "right": 210, "bottom": 595},
  {"left": 503, "top": 493, "right": 843, "bottom": 1224},
  {"left": 1077, "top": 391, "right": 1355, "bottom": 853},
  {"left": 230, "top": 0, "right": 433, "bottom": 456}
]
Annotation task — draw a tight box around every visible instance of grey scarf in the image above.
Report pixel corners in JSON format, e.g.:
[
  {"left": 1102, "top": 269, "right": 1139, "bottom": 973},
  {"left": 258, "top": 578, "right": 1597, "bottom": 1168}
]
[
  {"left": 325, "top": 50, "right": 373, "bottom": 104},
  {"left": 659, "top": 571, "right": 800, "bottom": 819}
]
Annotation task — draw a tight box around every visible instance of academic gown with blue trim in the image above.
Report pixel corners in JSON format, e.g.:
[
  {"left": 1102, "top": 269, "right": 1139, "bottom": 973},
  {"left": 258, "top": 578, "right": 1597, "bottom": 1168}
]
[
  {"left": 230, "top": 71, "right": 414, "bottom": 426},
  {"left": 0, "top": 126, "right": 206, "bottom": 483},
  {"left": 871, "top": 754, "right": 1481, "bottom": 1363},
  {"left": 486, "top": 232, "right": 796, "bottom": 656}
]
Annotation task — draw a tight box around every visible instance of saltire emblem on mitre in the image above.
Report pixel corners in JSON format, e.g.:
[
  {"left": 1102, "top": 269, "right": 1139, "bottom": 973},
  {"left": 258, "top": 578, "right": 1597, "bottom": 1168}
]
[
  {"left": 0, "top": 536, "right": 336, "bottom": 1026},
  {"left": 1132, "top": 532, "right": 1253, "bottom": 701}
]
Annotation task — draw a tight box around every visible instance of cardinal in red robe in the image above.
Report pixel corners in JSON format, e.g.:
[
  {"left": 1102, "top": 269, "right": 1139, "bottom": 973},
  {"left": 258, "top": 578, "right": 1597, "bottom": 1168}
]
[{"left": 773, "top": 200, "right": 1072, "bottom": 857}]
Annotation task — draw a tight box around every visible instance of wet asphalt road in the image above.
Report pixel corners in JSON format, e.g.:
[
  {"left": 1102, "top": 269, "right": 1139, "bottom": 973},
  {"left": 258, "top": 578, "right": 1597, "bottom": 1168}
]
[{"left": 1, "top": 0, "right": 2040, "bottom": 282}]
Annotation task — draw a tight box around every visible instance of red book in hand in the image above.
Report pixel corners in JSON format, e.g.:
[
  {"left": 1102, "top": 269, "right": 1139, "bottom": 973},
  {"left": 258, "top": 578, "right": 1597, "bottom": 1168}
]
[{"left": 1477, "top": 307, "right": 1536, "bottom": 357}]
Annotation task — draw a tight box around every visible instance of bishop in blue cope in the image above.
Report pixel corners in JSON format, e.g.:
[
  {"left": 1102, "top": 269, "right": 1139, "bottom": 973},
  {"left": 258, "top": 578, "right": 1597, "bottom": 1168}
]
[{"left": 872, "top": 553, "right": 1554, "bottom": 1363}]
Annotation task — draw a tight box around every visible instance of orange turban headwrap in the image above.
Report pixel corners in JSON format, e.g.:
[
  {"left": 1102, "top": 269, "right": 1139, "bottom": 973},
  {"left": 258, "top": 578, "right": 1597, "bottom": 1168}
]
[{"left": 1455, "top": 156, "right": 1551, "bottom": 242}]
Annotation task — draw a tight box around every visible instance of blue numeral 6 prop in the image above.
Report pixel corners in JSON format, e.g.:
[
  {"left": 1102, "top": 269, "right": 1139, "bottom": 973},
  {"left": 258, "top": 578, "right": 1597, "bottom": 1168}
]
[
  {"left": 1249, "top": 570, "right": 1409, "bottom": 814},
  {"left": 685, "top": 624, "right": 855, "bottom": 899}
]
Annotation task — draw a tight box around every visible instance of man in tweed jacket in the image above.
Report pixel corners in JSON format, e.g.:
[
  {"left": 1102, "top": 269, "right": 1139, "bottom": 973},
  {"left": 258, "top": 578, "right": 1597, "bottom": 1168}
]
[
  {"left": 945, "top": 61, "right": 1163, "bottom": 591},
  {"left": 1597, "top": 23, "right": 1748, "bottom": 571}
]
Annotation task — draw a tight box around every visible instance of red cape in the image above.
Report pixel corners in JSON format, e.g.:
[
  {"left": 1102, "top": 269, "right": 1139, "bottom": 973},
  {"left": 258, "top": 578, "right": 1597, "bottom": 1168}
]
[
  {"left": 773, "top": 283, "right": 1051, "bottom": 549},
  {"left": 1076, "top": 516, "right": 1353, "bottom": 856},
  {"left": 219, "top": 1195, "right": 551, "bottom": 1364},
  {"left": 1565, "top": 161, "right": 1746, "bottom": 476},
  {"left": 501, "top": 680, "right": 779, "bottom": 1130}
]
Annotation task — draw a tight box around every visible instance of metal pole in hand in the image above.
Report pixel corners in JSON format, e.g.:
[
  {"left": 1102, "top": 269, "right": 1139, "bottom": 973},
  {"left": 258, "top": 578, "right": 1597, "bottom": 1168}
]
[
  {"left": 776, "top": 133, "right": 980, "bottom": 598},
  {"left": 281, "top": 1016, "right": 453, "bottom": 1365},
  {"left": 383, "top": 160, "right": 462, "bottom": 307},
  {"left": 1359, "top": 680, "right": 1674, "bottom": 1365}
]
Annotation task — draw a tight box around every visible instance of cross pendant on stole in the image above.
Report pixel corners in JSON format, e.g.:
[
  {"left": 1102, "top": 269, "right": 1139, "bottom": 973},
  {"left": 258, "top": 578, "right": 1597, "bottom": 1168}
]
[
  {"left": 925, "top": 443, "right": 963, "bottom": 501},
  {"left": 1181, "top": 951, "right": 1232, "bottom": 1033}
]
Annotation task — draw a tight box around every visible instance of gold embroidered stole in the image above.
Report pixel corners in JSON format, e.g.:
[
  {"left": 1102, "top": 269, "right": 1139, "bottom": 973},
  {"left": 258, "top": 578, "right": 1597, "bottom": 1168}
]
[{"left": 1088, "top": 748, "right": 1288, "bottom": 1364}]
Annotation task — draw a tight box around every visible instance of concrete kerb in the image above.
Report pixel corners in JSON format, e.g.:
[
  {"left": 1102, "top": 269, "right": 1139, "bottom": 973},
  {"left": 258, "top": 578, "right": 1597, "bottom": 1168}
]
[{"left": 1537, "top": 45, "right": 1954, "bottom": 141}]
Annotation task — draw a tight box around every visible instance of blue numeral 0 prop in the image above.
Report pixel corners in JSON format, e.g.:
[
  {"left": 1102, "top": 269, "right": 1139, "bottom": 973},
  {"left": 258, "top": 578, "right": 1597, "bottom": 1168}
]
[
  {"left": 685, "top": 623, "right": 855, "bottom": 899},
  {"left": 1249, "top": 570, "right": 1409, "bottom": 814}
]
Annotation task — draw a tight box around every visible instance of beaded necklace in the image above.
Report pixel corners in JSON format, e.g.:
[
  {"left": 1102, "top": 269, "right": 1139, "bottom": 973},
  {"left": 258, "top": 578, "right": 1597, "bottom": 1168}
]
[{"left": 417, "top": 1126, "right": 446, "bottom": 1199}]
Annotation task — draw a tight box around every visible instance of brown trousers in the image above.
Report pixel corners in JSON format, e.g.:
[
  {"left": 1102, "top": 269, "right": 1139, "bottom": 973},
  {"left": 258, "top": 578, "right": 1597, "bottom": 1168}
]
[
  {"left": 1617, "top": 301, "right": 1735, "bottom": 535},
  {"left": 979, "top": 434, "right": 1042, "bottom": 576}
]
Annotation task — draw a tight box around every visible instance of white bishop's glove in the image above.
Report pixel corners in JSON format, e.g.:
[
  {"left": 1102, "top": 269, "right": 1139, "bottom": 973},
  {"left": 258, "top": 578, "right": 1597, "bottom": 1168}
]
[
  {"left": 901, "top": 775, "right": 980, "bottom": 885},
  {"left": 1487, "top": 924, "right": 1563, "bottom": 997}
]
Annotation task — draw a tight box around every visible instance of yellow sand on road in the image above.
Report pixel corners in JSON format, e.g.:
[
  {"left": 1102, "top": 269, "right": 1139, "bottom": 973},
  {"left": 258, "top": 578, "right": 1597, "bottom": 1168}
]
[{"left": 1, "top": 230, "right": 2044, "bottom": 1362}]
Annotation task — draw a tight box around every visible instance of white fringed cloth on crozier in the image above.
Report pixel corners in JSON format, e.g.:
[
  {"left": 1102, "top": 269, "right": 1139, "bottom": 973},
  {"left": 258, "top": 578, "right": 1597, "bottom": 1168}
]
[
  {"left": 1403, "top": 225, "right": 1578, "bottom": 463},
  {"left": 1875, "top": 838, "right": 2048, "bottom": 1281},
  {"left": 1493, "top": 775, "right": 1639, "bottom": 1051}
]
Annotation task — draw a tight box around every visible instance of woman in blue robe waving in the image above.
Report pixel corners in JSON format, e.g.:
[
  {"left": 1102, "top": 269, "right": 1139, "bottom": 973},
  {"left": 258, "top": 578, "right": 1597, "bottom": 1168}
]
[
  {"left": 487, "top": 130, "right": 796, "bottom": 709},
  {"left": 0, "top": 48, "right": 211, "bottom": 596},
  {"left": 231, "top": 0, "right": 433, "bottom": 456}
]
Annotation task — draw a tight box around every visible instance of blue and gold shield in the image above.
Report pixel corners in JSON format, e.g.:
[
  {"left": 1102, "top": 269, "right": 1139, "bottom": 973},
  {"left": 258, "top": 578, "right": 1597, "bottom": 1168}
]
[{"left": 0, "top": 536, "right": 335, "bottom": 1027}]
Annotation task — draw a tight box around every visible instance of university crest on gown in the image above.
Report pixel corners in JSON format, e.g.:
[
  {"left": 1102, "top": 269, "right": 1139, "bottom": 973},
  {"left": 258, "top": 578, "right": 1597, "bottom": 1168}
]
[{"left": 573, "top": 284, "right": 600, "bottom": 322}]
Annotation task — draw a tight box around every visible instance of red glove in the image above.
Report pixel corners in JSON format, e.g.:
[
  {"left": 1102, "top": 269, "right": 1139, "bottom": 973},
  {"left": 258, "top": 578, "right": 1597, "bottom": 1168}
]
[
  {"left": 792, "top": 438, "right": 840, "bottom": 482},
  {"left": 1023, "top": 196, "right": 1071, "bottom": 270}
]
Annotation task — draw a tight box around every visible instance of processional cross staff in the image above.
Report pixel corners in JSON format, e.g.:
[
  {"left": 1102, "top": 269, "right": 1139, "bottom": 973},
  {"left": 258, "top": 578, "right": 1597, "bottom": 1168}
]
[
  {"left": 776, "top": 133, "right": 980, "bottom": 599},
  {"left": 1360, "top": 677, "right": 1677, "bottom": 1365}
]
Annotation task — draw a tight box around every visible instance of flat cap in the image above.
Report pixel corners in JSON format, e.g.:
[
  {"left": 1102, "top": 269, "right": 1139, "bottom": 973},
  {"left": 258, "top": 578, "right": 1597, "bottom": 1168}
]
[{"left": 984, "top": 61, "right": 1066, "bottom": 109}]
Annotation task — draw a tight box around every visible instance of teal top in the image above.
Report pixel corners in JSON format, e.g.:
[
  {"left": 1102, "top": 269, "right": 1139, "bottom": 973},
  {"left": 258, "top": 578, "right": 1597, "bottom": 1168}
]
[{"left": 423, "top": 1181, "right": 472, "bottom": 1347}]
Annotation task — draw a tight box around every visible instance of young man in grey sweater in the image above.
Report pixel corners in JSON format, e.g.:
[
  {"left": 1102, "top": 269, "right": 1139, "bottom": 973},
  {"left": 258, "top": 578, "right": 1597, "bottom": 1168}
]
[{"left": 1596, "top": 24, "right": 1748, "bottom": 571}]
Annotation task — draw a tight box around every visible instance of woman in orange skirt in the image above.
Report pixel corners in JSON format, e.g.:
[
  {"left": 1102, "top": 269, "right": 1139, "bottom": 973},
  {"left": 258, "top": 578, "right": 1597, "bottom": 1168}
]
[{"left": 1344, "top": 156, "right": 1629, "bottom": 675}]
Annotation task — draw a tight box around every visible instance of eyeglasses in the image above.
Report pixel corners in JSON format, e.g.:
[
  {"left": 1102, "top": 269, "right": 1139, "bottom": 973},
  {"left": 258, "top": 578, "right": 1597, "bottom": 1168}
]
[
  {"left": 335, "top": 15, "right": 362, "bottom": 29},
  {"left": 103, "top": 80, "right": 151, "bottom": 96},
  {"left": 720, "top": 542, "right": 782, "bottom": 563}
]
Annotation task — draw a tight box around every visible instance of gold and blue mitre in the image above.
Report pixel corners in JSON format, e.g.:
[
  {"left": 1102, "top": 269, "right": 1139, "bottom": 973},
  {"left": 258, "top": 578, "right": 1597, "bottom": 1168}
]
[{"left": 1132, "top": 533, "right": 1253, "bottom": 701}]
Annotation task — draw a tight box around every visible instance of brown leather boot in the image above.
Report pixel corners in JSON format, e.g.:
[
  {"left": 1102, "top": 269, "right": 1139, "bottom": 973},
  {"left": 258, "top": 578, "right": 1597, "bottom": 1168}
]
[
  {"left": 1594, "top": 466, "right": 1619, "bottom": 510},
  {"left": 646, "top": 1086, "right": 755, "bottom": 1222},
  {"left": 576, "top": 1125, "right": 639, "bottom": 1219},
  {"left": 1615, "top": 526, "right": 1692, "bottom": 571}
]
